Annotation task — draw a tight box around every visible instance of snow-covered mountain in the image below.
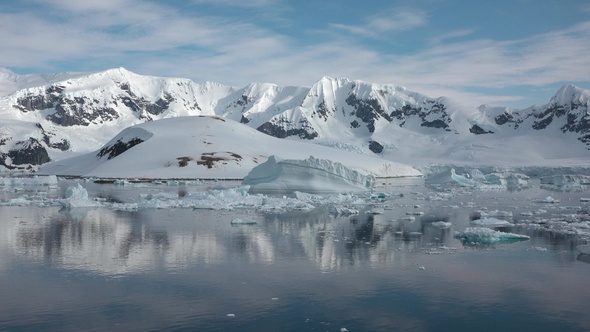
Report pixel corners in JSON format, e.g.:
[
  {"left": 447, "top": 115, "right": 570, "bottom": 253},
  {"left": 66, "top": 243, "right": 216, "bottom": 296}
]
[
  {"left": 39, "top": 116, "right": 420, "bottom": 179},
  {"left": 1, "top": 67, "right": 589, "bottom": 170}
]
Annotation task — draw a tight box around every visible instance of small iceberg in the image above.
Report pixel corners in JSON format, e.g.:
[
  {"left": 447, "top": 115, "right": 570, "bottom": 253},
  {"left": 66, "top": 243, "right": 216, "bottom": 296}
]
[
  {"left": 431, "top": 221, "right": 452, "bottom": 228},
  {"left": 230, "top": 218, "right": 257, "bottom": 225},
  {"left": 455, "top": 227, "right": 530, "bottom": 246},
  {"left": 61, "top": 184, "right": 98, "bottom": 208},
  {"left": 470, "top": 217, "right": 513, "bottom": 227}
]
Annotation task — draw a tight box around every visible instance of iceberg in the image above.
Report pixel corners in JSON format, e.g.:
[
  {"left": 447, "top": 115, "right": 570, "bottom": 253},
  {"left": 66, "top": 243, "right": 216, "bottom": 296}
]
[
  {"left": 242, "top": 155, "right": 375, "bottom": 194},
  {"left": 455, "top": 227, "right": 530, "bottom": 245},
  {"left": 61, "top": 183, "right": 98, "bottom": 208}
]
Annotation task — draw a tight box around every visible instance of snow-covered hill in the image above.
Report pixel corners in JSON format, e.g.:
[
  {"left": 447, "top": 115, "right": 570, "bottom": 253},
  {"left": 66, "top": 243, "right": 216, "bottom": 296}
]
[
  {"left": 1, "top": 67, "right": 589, "bottom": 170},
  {"left": 39, "top": 116, "right": 420, "bottom": 179}
]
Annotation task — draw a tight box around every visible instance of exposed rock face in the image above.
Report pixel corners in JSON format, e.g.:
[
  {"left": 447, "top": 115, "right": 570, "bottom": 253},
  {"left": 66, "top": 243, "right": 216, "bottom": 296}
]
[
  {"left": 14, "top": 85, "right": 121, "bottom": 126},
  {"left": 257, "top": 118, "right": 319, "bottom": 139},
  {"left": 392, "top": 101, "right": 451, "bottom": 130},
  {"left": 97, "top": 137, "right": 144, "bottom": 160},
  {"left": 368, "top": 141, "right": 384, "bottom": 154},
  {"left": 6, "top": 138, "right": 50, "bottom": 165},
  {"left": 345, "top": 94, "right": 393, "bottom": 133},
  {"left": 469, "top": 124, "right": 494, "bottom": 135}
]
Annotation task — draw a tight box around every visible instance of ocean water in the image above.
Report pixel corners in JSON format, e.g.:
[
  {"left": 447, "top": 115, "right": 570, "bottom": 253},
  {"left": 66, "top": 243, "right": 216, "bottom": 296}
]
[{"left": 0, "top": 177, "right": 589, "bottom": 331}]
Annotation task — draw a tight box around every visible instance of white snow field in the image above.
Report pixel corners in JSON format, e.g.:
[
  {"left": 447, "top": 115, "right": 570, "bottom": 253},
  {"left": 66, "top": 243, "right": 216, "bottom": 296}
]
[{"left": 39, "top": 115, "right": 421, "bottom": 181}]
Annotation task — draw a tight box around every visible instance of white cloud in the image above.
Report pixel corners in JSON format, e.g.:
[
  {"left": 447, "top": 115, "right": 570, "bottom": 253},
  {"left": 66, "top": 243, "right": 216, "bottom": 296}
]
[{"left": 329, "top": 8, "right": 427, "bottom": 38}]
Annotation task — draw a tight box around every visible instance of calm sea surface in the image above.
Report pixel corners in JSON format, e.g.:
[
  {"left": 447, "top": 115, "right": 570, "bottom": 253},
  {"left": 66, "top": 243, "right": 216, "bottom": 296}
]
[{"left": 0, "top": 178, "right": 589, "bottom": 331}]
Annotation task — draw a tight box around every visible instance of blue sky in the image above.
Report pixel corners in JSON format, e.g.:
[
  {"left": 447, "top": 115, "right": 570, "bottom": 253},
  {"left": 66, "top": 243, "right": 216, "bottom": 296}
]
[{"left": 1, "top": 0, "right": 589, "bottom": 108}]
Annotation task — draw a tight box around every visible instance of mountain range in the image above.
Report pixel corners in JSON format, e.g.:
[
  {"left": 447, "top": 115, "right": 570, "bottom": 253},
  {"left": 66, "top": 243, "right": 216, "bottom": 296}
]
[{"left": 0, "top": 67, "right": 589, "bottom": 171}]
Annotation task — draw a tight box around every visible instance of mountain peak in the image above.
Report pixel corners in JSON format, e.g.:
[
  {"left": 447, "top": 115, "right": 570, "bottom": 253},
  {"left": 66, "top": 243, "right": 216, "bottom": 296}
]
[{"left": 550, "top": 84, "right": 589, "bottom": 106}]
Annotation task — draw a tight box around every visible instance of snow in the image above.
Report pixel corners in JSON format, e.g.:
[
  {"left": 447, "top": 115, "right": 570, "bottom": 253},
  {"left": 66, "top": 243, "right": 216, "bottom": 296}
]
[
  {"left": 40, "top": 116, "right": 421, "bottom": 180},
  {"left": 242, "top": 155, "right": 375, "bottom": 194},
  {"left": 2, "top": 67, "right": 590, "bottom": 176}
]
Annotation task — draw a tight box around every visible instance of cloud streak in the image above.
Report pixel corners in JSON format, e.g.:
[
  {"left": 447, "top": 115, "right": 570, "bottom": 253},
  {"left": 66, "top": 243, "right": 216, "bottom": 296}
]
[{"left": 330, "top": 8, "right": 427, "bottom": 38}]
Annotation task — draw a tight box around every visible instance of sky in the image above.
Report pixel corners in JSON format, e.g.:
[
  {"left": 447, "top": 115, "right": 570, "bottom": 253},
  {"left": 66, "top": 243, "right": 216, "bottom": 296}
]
[{"left": 1, "top": 0, "right": 590, "bottom": 108}]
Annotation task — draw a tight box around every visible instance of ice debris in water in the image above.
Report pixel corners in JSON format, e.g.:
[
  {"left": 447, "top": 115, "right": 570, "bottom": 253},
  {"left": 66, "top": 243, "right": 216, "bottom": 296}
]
[
  {"left": 0, "top": 175, "right": 58, "bottom": 187},
  {"left": 477, "top": 209, "right": 513, "bottom": 219},
  {"left": 242, "top": 155, "right": 375, "bottom": 194},
  {"left": 455, "top": 227, "right": 530, "bottom": 245},
  {"left": 431, "top": 221, "right": 452, "bottom": 228},
  {"left": 230, "top": 218, "right": 257, "bottom": 225},
  {"left": 470, "top": 217, "right": 513, "bottom": 227},
  {"left": 426, "top": 168, "right": 528, "bottom": 189},
  {"left": 539, "top": 196, "right": 560, "bottom": 204},
  {"left": 540, "top": 174, "right": 590, "bottom": 190}
]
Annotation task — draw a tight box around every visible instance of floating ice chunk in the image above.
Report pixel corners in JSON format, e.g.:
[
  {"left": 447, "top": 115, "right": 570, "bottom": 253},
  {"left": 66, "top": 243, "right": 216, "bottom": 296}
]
[
  {"left": 455, "top": 227, "right": 530, "bottom": 245},
  {"left": 478, "top": 209, "right": 513, "bottom": 219},
  {"left": 329, "top": 206, "right": 359, "bottom": 215},
  {"left": 470, "top": 217, "right": 513, "bottom": 227},
  {"left": 230, "top": 218, "right": 257, "bottom": 225},
  {"left": 406, "top": 211, "right": 424, "bottom": 216},
  {"left": 539, "top": 196, "right": 560, "bottom": 204},
  {"left": 431, "top": 221, "right": 452, "bottom": 228},
  {"left": 366, "top": 207, "right": 385, "bottom": 215},
  {"left": 243, "top": 155, "right": 375, "bottom": 194},
  {"left": 61, "top": 184, "right": 98, "bottom": 208}
]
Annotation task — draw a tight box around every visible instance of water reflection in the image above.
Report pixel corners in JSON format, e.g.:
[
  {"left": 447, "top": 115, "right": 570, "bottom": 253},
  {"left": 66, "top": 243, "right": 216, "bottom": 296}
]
[{"left": 2, "top": 182, "right": 590, "bottom": 331}]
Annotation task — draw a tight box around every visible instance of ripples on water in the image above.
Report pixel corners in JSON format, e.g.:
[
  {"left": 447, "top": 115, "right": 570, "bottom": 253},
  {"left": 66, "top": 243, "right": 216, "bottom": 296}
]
[{"left": 0, "top": 177, "right": 589, "bottom": 331}]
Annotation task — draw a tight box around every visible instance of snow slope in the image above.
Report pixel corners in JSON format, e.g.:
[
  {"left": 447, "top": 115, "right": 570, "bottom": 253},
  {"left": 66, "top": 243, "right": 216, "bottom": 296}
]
[
  {"left": 39, "top": 116, "right": 421, "bottom": 179},
  {"left": 2, "top": 67, "right": 590, "bottom": 171}
]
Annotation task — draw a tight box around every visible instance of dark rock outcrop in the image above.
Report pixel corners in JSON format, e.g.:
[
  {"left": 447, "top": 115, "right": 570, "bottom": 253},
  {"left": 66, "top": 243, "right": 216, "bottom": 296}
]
[
  {"left": 97, "top": 137, "right": 144, "bottom": 160},
  {"left": 368, "top": 140, "right": 384, "bottom": 154},
  {"left": 6, "top": 138, "right": 51, "bottom": 165}
]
